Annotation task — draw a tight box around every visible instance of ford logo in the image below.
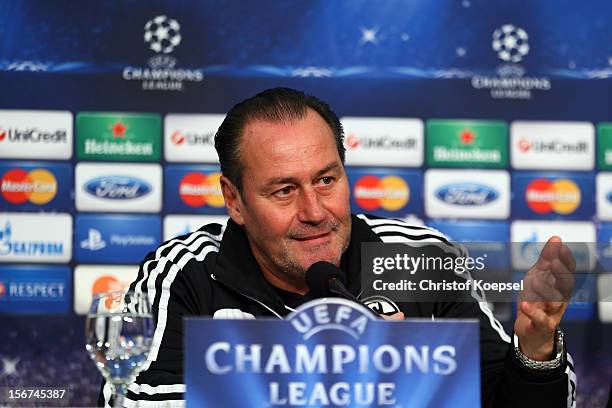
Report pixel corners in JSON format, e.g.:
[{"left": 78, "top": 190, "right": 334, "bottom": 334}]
[
  {"left": 435, "top": 183, "right": 498, "bottom": 206},
  {"left": 84, "top": 176, "right": 151, "bottom": 200}
]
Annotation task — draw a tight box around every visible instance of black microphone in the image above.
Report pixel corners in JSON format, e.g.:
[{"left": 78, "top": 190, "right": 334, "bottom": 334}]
[{"left": 305, "top": 261, "right": 380, "bottom": 317}]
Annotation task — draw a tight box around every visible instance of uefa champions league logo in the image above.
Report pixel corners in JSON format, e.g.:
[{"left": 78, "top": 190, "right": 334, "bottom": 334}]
[
  {"left": 144, "top": 15, "right": 181, "bottom": 54},
  {"left": 123, "top": 14, "right": 202, "bottom": 90},
  {"left": 492, "top": 24, "right": 529, "bottom": 63}
]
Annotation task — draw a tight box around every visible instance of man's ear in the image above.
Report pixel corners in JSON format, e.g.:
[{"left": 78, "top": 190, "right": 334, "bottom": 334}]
[{"left": 220, "top": 175, "right": 245, "bottom": 225}]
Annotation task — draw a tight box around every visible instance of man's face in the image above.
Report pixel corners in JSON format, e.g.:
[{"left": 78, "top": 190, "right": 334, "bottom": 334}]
[{"left": 224, "top": 109, "right": 351, "bottom": 285}]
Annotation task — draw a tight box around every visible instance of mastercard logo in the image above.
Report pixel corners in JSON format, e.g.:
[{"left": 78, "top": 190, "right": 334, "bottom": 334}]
[
  {"left": 525, "top": 178, "right": 581, "bottom": 215},
  {"left": 1, "top": 168, "right": 57, "bottom": 205},
  {"left": 353, "top": 175, "right": 409, "bottom": 211},
  {"left": 179, "top": 172, "right": 224, "bottom": 208},
  {"left": 0, "top": 282, "right": 5, "bottom": 298}
]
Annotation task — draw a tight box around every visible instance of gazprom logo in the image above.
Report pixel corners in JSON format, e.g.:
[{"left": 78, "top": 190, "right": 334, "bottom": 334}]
[
  {"left": 435, "top": 183, "right": 498, "bottom": 206},
  {"left": 288, "top": 298, "right": 375, "bottom": 340},
  {"left": 84, "top": 176, "right": 151, "bottom": 200}
]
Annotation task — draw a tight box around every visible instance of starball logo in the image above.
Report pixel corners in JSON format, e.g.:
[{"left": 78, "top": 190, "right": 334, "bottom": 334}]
[
  {"left": 122, "top": 15, "right": 203, "bottom": 91},
  {"left": 471, "top": 24, "right": 551, "bottom": 100}
]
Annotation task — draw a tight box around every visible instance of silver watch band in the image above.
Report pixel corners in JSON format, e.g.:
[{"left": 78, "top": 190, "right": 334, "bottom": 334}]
[{"left": 513, "top": 328, "right": 565, "bottom": 370}]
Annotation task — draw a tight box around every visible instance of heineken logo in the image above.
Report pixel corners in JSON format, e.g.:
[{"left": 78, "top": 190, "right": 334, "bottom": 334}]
[
  {"left": 432, "top": 146, "right": 501, "bottom": 163},
  {"left": 426, "top": 121, "right": 507, "bottom": 168},
  {"left": 77, "top": 113, "right": 161, "bottom": 161}
]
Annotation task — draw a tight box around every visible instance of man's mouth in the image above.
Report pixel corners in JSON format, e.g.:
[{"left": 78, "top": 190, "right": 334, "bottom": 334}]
[{"left": 292, "top": 232, "right": 331, "bottom": 241}]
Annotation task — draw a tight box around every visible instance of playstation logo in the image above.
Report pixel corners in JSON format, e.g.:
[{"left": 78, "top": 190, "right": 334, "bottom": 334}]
[{"left": 80, "top": 229, "right": 107, "bottom": 251}]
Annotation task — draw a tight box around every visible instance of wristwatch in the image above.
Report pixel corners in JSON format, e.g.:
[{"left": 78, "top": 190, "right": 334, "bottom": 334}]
[{"left": 513, "top": 327, "right": 565, "bottom": 370}]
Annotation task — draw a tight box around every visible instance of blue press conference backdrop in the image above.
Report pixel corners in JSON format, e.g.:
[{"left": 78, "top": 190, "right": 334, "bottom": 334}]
[{"left": 0, "top": 0, "right": 611, "bottom": 406}]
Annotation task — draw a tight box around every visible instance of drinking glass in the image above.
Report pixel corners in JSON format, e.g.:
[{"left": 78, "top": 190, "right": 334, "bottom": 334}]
[{"left": 85, "top": 290, "right": 153, "bottom": 408}]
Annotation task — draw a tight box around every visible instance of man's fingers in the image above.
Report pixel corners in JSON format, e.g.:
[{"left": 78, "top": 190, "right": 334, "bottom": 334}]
[
  {"left": 536, "top": 236, "right": 562, "bottom": 267},
  {"left": 519, "top": 302, "right": 557, "bottom": 333},
  {"left": 559, "top": 243, "right": 576, "bottom": 272},
  {"left": 381, "top": 311, "right": 405, "bottom": 321},
  {"left": 531, "top": 274, "right": 564, "bottom": 302},
  {"left": 550, "top": 258, "right": 574, "bottom": 298}
]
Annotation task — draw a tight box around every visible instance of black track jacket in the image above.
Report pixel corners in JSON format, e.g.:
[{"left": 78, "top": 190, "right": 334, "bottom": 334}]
[{"left": 100, "top": 214, "right": 577, "bottom": 407}]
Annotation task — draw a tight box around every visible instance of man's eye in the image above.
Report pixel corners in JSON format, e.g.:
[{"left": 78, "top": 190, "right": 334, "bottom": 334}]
[
  {"left": 318, "top": 176, "right": 334, "bottom": 185},
  {"left": 275, "top": 186, "right": 295, "bottom": 196}
]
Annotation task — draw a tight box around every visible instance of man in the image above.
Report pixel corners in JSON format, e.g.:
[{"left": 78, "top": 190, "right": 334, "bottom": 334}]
[{"left": 101, "top": 88, "right": 577, "bottom": 407}]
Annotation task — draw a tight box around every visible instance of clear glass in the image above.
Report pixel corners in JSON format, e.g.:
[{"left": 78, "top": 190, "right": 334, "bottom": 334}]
[{"left": 85, "top": 290, "right": 153, "bottom": 408}]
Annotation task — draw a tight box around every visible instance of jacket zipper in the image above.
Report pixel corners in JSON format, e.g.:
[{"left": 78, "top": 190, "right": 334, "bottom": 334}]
[{"left": 210, "top": 273, "right": 284, "bottom": 319}]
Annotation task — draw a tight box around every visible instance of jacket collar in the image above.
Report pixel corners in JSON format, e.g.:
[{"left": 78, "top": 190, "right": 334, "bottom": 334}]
[{"left": 213, "top": 214, "right": 382, "bottom": 314}]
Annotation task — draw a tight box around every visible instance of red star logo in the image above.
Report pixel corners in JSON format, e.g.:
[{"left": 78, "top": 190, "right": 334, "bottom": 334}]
[
  {"left": 459, "top": 129, "right": 475, "bottom": 144},
  {"left": 110, "top": 121, "right": 127, "bottom": 138}
]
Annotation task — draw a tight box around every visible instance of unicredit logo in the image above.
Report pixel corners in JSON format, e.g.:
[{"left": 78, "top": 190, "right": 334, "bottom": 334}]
[
  {"left": 84, "top": 176, "right": 152, "bottom": 200},
  {"left": 517, "top": 138, "right": 587, "bottom": 154},
  {"left": 170, "top": 130, "right": 214, "bottom": 146},
  {"left": 345, "top": 133, "right": 416, "bottom": 151},
  {"left": 435, "top": 183, "right": 498, "bottom": 206},
  {"left": 0, "top": 127, "right": 67, "bottom": 143}
]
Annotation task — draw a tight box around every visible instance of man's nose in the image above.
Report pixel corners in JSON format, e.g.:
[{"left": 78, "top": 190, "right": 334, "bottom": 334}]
[{"left": 297, "top": 187, "right": 326, "bottom": 224}]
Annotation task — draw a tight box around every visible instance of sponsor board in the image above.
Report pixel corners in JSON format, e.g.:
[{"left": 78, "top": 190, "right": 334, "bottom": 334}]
[
  {"left": 164, "top": 165, "right": 226, "bottom": 214},
  {"left": 596, "top": 173, "right": 612, "bottom": 221},
  {"left": 426, "top": 120, "right": 507, "bottom": 168},
  {"left": 425, "top": 169, "right": 510, "bottom": 219},
  {"left": 597, "top": 223, "right": 612, "bottom": 272},
  {"left": 164, "top": 114, "right": 224, "bottom": 162},
  {"left": 348, "top": 168, "right": 422, "bottom": 218},
  {"left": 510, "top": 121, "right": 594, "bottom": 170},
  {"left": 73, "top": 265, "right": 138, "bottom": 315},
  {"left": 186, "top": 299, "right": 480, "bottom": 407},
  {"left": 164, "top": 214, "right": 228, "bottom": 241},
  {"left": 341, "top": 117, "right": 423, "bottom": 167},
  {"left": 76, "top": 112, "right": 161, "bottom": 161},
  {"left": 75, "top": 214, "right": 161, "bottom": 263},
  {"left": 0, "top": 110, "right": 72, "bottom": 159},
  {"left": 513, "top": 172, "right": 594, "bottom": 219},
  {"left": 510, "top": 220, "right": 596, "bottom": 271},
  {"left": 427, "top": 220, "right": 509, "bottom": 242},
  {"left": 0, "top": 213, "right": 72, "bottom": 263},
  {"left": 75, "top": 163, "right": 162, "bottom": 212},
  {"left": 598, "top": 274, "right": 612, "bottom": 322},
  {"left": 0, "top": 162, "right": 72, "bottom": 211},
  {"left": 428, "top": 220, "right": 510, "bottom": 270},
  {"left": 0, "top": 265, "right": 71, "bottom": 314},
  {"left": 597, "top": 123, "right": 612, "bottom": 170}
]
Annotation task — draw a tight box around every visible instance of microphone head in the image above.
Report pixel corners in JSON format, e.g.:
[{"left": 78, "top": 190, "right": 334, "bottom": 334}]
[{"left": 305, "top": 261, "right": 347, "bottom": 298}]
